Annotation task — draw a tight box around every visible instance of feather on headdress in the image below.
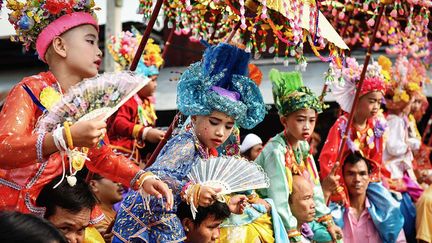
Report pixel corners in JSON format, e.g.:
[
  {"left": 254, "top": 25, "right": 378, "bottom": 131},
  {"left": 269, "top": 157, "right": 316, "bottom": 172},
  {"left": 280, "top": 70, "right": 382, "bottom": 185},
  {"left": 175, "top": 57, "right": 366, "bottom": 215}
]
[{"left": 270, "top": 69, "right": 323, "bottom": 116}]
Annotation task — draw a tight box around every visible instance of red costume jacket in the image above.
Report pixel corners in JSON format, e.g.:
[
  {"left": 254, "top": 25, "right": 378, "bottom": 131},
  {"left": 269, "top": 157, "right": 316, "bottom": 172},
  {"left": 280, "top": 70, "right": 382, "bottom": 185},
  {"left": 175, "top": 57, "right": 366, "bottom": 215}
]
[
  {"left": 107, "top": 95, "right": 157, "bottom": 163},
  {"left": 319, "top": 115, "right": 388, "bottom": 182},
  {"left": 0, "top": 72, "right": 143, "bottom": 216}
]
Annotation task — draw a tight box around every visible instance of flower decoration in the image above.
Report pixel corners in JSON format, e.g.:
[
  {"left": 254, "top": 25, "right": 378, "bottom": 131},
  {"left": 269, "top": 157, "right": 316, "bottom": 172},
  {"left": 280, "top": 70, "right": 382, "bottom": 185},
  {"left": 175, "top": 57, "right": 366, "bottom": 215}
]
[
  {"left": 40, "top": 86, "right": 62, "bottom": 111},
  {"left": 321, "top": 0, "right": 431, "bottom": 57},
  {"left": 107, "top": 29, "right": 163, "bottom": 72},
  {"left": 329, "top": 57, "right": 387, "bottom": 113},
  {"left": 107, "top": 31, "right": 139, "bottom": 70},
  {"left": 137, "top": 0, "right": 346, "bottom": 70},
  {"left": 6, "top": 0, "right": 98, "bottom": 51}
]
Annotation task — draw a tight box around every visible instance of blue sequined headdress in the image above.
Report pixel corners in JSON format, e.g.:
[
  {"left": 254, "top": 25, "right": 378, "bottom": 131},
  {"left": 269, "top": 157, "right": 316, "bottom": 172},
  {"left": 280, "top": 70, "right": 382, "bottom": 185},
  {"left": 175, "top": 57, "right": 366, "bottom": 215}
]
[{"left": 177, "top": 42, "right": 266, "bottom": 129}]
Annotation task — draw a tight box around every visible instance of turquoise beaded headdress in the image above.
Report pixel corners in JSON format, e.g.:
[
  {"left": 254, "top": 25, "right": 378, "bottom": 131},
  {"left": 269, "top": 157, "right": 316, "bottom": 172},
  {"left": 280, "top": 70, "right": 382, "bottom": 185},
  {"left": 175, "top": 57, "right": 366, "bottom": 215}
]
[
  {"left": 270, "top": 69, "right": 324, "bottom": 116},
  {"left": 177, "top": 42, "right": 266, "bottom": 129}
]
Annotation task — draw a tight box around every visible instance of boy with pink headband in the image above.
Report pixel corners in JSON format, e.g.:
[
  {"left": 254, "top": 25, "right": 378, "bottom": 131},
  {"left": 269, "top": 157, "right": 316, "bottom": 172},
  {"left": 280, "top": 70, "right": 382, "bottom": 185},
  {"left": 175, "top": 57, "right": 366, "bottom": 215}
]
[{"left": 0, "top": 0, "right": 172, "bottom": 217}]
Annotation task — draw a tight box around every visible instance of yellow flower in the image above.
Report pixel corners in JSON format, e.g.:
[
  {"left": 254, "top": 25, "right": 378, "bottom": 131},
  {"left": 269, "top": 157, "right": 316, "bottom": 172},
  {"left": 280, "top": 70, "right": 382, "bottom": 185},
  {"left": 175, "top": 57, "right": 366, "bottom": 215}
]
[
  {"left": 378, "top": 55, "right": 392, "bottom": 72},
  {"left": 407, "top": 82, "right": 420, "bottom": 92},
  {"left": 40, "top": 86, "right": 61, "bottom": 111},
  {"left": 34, "top": 15, "right": 41, "bottom": 23},
  {"left": 381, "top": 70, "right": 391, "bottom": 83}
]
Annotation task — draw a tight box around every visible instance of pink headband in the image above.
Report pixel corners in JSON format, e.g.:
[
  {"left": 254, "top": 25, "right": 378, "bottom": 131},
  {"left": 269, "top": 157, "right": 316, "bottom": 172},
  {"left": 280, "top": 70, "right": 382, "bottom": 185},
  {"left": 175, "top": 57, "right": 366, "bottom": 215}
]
[{"left": 36, "top": 12, "right": 98, "bottom": 63}]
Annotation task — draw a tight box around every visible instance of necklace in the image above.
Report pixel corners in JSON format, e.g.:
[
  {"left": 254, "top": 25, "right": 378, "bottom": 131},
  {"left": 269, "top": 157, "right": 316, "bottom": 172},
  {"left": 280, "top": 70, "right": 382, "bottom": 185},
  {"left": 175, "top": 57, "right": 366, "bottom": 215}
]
[{"left": 284, "top": 130, "right": 305, "bottom": 175}]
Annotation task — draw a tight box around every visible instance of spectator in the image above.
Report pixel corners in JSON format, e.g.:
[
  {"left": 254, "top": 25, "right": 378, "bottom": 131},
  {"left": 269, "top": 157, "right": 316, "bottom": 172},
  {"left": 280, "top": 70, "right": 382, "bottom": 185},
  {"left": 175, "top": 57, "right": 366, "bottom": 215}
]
[
  {"left": 289, "top": 175, "right": 318, "bottom": 242},
  {"left": 36, "top": 175, "right": 97, "bottom": 243},
  {"left": 88, "top": 173, "right": 124, "bottom": 241},
  {"left": 0, "top": 211, "right": 67, "bottom": 243},
  {"left": 240, "top": 133, "right": 263, "bottom": 161},
  {"left": 177, "top": 201, "right": 231, "bottom": 243},
  {"left": 337, "top": 151, "right": 406, "bottom": 243}
]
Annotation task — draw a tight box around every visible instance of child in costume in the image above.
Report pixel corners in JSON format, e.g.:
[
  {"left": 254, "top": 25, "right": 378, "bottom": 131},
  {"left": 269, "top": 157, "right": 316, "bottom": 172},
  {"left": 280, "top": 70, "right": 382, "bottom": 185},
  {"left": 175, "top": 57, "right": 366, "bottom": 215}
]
[
  {"left": 112, "top": 42, "right": 267, "bottom": 242},
  {"left": 0, "top": 0, "right": 171, "bottom": 217},
  {"left": 216, "top": 63, "right": 263, "bottom": 157},
  {"left": 106, "top": 31, "right": 165, "bottom": 166},
  {"left": 382, "top": 56, "right": 425, "bottom": 242},
  {"left": 403, "top": 58, "right": 431, "bottom": 184},
  {"left": 255, "top": 69, "right": 342, "bottom": 242},
  {"left": 319, "top": 57, "right": 404, "bottom": 243}
]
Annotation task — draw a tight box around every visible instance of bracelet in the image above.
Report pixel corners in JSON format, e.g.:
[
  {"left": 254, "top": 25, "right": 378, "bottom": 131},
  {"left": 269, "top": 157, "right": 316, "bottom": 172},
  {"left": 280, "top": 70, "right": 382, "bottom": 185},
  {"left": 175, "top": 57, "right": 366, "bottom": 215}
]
[
  {"left": 183, "top": 183, "right": 195, "bottom": 205},
  {"left": 317, "top": 214, "right": 333, "bottom": 223},
  {"left": 52, "top": 125, "right": 67, "bottom": 152},
  {"left": 193, "top": 184, "right": 201, "bottom": 208},
  {"left": 130, "top": 170, "right": 146, "bottom": 189},
  {"left": 132, "top": 125, "right": 143, "bottom": 139},
  {"left": 287, "top": 229, "right": 301, "bottom": 238},
  {"left": 318, "top": 214, "right": 335, "bottom": 229},
  {"left": 134, "top": 171, "right": 157, "bottom": 190},
  {"left": 247, "top": 192, "right": 258, "bottom": 203},
  {"left": 63, "top": 121, "right": 73, "bottom": 149}
]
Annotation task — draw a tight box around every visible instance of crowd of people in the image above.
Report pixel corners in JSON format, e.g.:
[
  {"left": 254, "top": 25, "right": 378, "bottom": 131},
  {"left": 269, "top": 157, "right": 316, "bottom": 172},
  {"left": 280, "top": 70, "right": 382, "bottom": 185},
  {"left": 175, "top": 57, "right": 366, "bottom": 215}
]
[{"left": 1, "top": 1, "right": 432, "bottom": 243}]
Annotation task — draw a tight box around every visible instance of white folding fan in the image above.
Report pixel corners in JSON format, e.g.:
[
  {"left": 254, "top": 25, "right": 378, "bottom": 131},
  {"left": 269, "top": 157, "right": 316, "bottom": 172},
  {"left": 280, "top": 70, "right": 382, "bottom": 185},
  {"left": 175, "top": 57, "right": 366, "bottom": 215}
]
[
  {"left": 187, "top": 156, "right": 270, "bottom": 195},
  {"left": 36, "top": 71, "right": 150, "bottom": 133}
]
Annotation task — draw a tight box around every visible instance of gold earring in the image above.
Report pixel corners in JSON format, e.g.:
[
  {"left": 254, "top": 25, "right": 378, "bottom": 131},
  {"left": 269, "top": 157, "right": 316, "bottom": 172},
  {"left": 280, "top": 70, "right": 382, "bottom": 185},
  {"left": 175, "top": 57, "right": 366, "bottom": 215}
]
[{"left": 185, "top": 227, "right": 189, "bottom": 232}]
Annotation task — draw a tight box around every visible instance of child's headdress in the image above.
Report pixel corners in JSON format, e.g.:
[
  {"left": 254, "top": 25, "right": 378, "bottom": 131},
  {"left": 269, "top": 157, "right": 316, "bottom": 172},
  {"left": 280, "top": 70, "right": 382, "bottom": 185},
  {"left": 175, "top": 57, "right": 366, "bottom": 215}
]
[
  {"left": 328, "top": 57, "right": 387, "bottom": 113},
  {"left": 385, "top": 56, "right": 429, "bottom": 110},
  {"left": 270, "top": 69, "right": 324, "bottom": 116},
  {"left": 7, "top": 0, "right": 99, "bottom": 63},
  {"left": 107, "top": 29, "right": 163, "bottom": 77},
  {"left": 177, "top": 42, "right": 266, "bottom": 129}
]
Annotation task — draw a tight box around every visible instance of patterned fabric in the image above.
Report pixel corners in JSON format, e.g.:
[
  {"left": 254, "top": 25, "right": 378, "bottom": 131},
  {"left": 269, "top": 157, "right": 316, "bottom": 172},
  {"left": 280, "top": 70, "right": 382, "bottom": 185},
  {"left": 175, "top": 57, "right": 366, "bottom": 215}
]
[
  {"left": 112, "top": 131, "right": 204, "bottom": 242},
  {"left": 177, "top": 43, "right": 266, "bottom": 129},
  {"left": 269, "top": 69, "right": 324, "bottom": 116},
  {"left": 255, "top": 133, "right": 330, "bottom": 242}
]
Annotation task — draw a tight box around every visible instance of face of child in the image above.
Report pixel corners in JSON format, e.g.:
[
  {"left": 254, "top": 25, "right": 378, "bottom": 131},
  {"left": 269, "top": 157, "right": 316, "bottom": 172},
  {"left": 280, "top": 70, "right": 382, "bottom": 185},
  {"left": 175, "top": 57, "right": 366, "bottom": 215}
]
[
  {"left": 280, "top": 109, "right": 316, "bottom": 141},
  {"left": 138, "top": 75, "right": 158, "bottom": 99},
  {"left": 410, "top": 93, "right": 422, "bottom": 114},
  {"left": 356, "top": 91, "right": 382, "bottom": 119},
  {"left": 61, "top": 24, "right": 102, "bottom": 79},
  {"left": 192, "top": 111, "right": 235, "bottom": 149},
  {"left": 343, "top": 159, "right": 370, "bottom": 198},
  {"left": 187, "top": 215, "right": 223, "bottom": 243}
]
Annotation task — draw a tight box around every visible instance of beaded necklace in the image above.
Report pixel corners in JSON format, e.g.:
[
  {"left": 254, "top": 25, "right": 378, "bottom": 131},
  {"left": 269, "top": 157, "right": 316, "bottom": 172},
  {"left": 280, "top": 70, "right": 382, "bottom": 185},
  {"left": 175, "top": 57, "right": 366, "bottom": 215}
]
[{"left": 283, "top": 130, "right": 306, "bottom": 175}]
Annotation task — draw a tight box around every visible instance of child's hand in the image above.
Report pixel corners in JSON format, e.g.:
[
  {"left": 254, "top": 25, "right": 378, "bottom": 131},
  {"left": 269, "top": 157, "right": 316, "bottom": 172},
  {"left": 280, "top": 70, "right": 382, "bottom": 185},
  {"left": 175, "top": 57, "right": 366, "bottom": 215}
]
[
  {"left": 254, "top": 198, "right": 271, "bottom": 212},
  {"left": 228, "top": 195, "right": 248, "bottom": 214},
  {"left": 199, "top": 186, "right": 222, "bottom": 207},
  {"left": 146, "top": 128, "right": 166, "bottom": 143},
  {"left": 141, "top": 178, "right": 173, "bottom": 211},
  {"left": 70, "top": 116, "right": 106, "bottom": 148}
]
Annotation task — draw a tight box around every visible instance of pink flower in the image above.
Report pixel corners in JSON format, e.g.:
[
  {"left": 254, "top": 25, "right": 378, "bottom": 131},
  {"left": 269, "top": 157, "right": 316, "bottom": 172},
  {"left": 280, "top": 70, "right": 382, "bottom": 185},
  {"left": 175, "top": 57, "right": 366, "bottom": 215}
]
[
  {"left": 390, "top": 9, "right": 398, "bottom": 18},
  {"left": 45, "top": 0, "right": 74, "bottom": 15},
  {"left": 367, "top": 18, "right": 375, "bottom": 27}
]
